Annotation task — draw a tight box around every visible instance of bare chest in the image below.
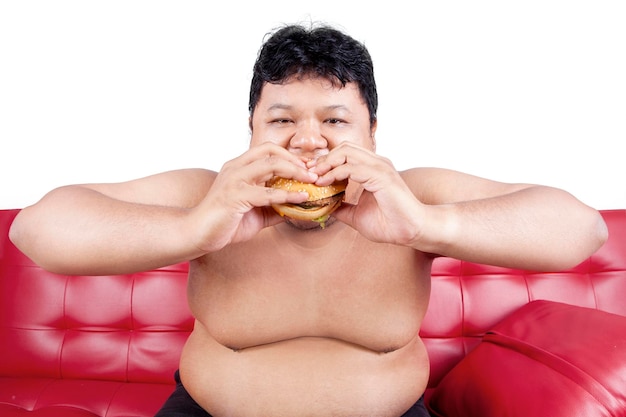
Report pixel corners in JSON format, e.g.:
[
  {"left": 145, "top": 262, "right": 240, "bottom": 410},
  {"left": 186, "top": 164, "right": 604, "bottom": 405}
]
[{"left": 187, "top": 231, "right": 432, "bottom": 352}]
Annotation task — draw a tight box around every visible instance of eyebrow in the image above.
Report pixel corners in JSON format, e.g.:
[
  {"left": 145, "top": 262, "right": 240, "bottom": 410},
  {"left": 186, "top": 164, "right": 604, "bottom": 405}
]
[
  {"left": 267, "top": 104, "right": 351, "bottom": 112},
  {"left": 267, "top": 104, "right": 292, "bottom": 111}
]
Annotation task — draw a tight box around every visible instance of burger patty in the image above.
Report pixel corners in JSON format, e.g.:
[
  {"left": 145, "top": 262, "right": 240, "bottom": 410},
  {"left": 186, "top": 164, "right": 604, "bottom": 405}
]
[{"left": 296, "top": 192, "right": 345, "bottom": 209}]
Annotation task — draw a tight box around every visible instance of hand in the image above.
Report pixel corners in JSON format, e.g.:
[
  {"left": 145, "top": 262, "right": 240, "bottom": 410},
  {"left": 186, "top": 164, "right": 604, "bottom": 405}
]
[
  {"left": 311, "top": 142, "right": 426, "bottom": 246},
  {"left": 188, "top": 143, "right": 317, "bottom": 252}
]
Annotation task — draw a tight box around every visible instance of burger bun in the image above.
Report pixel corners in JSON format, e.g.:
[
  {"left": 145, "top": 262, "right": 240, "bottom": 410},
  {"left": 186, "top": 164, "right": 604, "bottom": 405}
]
[{"left": 267, "top": 177, "right": 347, "bottom": 223}]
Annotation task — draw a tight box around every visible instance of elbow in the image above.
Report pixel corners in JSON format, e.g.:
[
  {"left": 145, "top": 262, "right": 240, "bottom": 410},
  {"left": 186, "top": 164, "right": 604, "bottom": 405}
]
[
  {"left": 581, "top": 209, "right": 609, "bottom": 258},
  {"left": 9, "top": 213, "right": 41, "bottom": 267},
  {"left": 590, "top": 210, "right": 609, "bottom": 254},
  {"left": 8, "top": 212, "right": 28, "bottom": 257},
  {"left": 558, "top": 210, "right": 609, "bottom": 271},
  {"left": 9, "top": 210, "right": 60, "bottom": 273}
]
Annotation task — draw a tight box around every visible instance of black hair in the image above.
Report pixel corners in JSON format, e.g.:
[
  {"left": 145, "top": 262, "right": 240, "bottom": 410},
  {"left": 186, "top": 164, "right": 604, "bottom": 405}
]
[{"left": 249, "top": 23, "right": 378, "bottom": 127}]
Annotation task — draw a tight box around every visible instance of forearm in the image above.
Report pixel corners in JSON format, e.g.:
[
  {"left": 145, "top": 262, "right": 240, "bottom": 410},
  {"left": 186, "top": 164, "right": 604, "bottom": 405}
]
[
  {"left": 417, "top": 186, "right": 608, "bottom": 271},
  {"left": 9, "top": 186, "right": 204, "bottom": 275}
]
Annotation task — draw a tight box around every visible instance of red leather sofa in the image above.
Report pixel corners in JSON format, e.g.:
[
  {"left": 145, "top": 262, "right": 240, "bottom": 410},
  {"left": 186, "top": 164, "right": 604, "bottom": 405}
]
[{"left": 2, "top": 208, "right": 626, "bottom": 417}]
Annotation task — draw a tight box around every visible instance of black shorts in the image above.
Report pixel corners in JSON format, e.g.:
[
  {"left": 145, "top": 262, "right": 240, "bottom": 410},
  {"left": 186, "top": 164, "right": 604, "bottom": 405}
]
[{"left": 154, "top": 370, "right": 431, "bottom": 417}]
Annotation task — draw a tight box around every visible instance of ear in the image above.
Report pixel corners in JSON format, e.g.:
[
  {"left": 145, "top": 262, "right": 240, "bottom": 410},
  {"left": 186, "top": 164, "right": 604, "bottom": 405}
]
[
  {"left": 370, "top": 119, "right": 378, "bottom": 151},
  {"left": 248, "top": 116, "right": 253, "bottom": 133}
]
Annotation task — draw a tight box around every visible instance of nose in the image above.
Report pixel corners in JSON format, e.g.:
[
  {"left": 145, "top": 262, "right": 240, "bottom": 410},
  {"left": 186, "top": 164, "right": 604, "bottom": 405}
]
[{"left": 288, "top": 121, "right": 328, "bottom": 160}]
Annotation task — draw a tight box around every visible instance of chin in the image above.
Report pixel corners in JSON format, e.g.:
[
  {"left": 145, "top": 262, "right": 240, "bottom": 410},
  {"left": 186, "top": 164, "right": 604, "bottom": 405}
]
[{"left": 283, "top": 216, "right": 340, "bottom": 231}]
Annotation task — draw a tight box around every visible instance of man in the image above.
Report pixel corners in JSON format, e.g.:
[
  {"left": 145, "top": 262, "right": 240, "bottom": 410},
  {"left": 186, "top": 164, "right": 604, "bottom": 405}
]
[{"left": 9, "top": 24, "right": 607, "bottom": 417}]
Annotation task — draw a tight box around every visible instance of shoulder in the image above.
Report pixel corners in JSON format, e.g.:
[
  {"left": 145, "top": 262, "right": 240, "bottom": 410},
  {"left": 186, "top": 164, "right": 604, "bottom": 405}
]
[
  {"left": 88, "top": 168, "right": 218, "bottom": 208},
  {"left": 400, "top": 167, "right": 528, "bottom": 205}
]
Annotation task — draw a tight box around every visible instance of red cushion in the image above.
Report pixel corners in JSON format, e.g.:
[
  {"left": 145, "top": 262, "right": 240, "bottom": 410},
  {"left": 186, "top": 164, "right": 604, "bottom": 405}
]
[
  {"left": 427, "top": 300, "right": 626, "bottom": 416},
  {"left": 422, "top": 210, "right": 626, "bottom": 389},
  {"left": 0, "top": 377, "right": 175, "bottom": 417}
]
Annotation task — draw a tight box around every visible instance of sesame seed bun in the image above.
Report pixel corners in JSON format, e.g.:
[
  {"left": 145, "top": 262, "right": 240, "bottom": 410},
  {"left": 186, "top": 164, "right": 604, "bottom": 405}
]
[{"left": 267, "top": 177, "right": 347, "bottom": 223}]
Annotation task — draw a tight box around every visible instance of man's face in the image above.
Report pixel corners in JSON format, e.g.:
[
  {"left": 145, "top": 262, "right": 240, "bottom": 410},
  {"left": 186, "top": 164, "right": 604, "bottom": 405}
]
[{"left": 249, "top": 76, "right": 376, "bottom": 161}]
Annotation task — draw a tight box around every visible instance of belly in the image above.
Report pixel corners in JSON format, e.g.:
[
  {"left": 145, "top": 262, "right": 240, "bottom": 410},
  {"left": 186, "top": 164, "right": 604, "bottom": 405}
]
[
  {"left": 180, "top": 323, "right": 430, "bottom": 417},
  {"left": 182, "top": 234, "right": 433, "bottom": 416}
]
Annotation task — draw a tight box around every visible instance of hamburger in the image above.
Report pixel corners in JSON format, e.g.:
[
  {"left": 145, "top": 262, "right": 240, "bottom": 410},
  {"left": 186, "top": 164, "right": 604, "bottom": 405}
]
[{"left": 267, "top": 177, "right": 348, "bottom": 227}]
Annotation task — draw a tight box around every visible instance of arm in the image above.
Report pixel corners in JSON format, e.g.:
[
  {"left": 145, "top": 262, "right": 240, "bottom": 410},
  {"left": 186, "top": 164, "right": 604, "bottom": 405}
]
[
  {"left": 9, "top": 169, "right": 216, "bottom": 275},
  {"left": 9, "top": 144, "right": 318, "bottom": 275},
  {"left": 314, "top": 144, "right": 608, "bottom": 271},
  {"left": 406, "top": 168, "right": 608, "bottom": 270}
]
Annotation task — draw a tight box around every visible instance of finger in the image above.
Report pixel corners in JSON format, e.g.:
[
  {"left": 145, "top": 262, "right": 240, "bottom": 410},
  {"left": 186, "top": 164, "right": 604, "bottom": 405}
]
[
  {"left": 261, "top": 206, "right": 290, "bottom": 228},
  {"left": 222, "top": 145, "right": 318, "bottom": 187},
  {"left": 246, "top": 156, "right": 319, "bottom": 186},
  {"left": 315, "top": 151, "right": 394, "bottom": 190},
  {"left": 312, "top": 143, "right": 389, "bottom": 179},
  {"left": 331, "top": 201, "right": 357, "bottom": 227},
  {"left": 244, "top": 182, "right": 309, "bottom": 211},
  {"left": 238, "top": 142, "right": 308, "bottom": 169}
]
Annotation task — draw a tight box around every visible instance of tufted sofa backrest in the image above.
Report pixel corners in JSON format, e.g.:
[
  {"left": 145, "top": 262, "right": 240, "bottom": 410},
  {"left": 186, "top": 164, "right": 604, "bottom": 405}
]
[
  {"left": 0, "top": 209, "right": 193, "bottom": 384},
  {"left": 423, "top": 209, "right": 626, "bottom": 387},
  {"left": 2, "top": 209, "right": 626, "bottom": 390}
]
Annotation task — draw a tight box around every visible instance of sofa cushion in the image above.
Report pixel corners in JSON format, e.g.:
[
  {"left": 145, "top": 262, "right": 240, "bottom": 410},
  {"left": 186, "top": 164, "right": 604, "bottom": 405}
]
[
  {"left": 0, "top": 377, "right": 175, "bottom": 417},
  {"left": 427, "top": 300, "right": 626, "bottom": 417}
]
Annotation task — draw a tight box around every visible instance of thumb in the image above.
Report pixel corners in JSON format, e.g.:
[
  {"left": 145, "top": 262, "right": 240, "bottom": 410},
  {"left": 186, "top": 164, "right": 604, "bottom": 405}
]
[{"left": 331, "top": 203, "right": 357, "bottom": 228}]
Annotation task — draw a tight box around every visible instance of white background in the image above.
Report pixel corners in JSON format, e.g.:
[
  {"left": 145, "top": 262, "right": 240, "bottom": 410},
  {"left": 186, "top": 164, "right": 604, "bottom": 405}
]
[{"left": 1, "top": 1, "right": 624, "bottom": 210}]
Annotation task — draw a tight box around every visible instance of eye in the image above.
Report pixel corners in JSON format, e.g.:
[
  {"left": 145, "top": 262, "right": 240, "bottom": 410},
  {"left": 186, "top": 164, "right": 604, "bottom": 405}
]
[
  {"left": 271, "top": 118, "right": 293, "bottom": 125},
  {"left": 326, "top": 118, "right": 345, "bottom": 125}
]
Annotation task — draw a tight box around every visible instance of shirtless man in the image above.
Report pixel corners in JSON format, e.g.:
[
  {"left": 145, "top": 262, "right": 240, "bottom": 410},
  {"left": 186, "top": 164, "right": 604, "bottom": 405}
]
[{"left": 9, "top": 24, "right": 607, "bottom": 417}]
